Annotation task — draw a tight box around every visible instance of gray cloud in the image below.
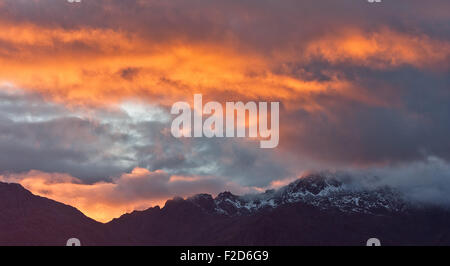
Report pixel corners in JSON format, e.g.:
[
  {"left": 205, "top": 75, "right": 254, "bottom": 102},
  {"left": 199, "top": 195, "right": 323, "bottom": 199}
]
[
  {"left": 280, "top": 64, "right": 450, "bottom": 166},
  {"left": 0, "top": 116, "right": 133, "bottom": 182},
  {"left": 0, "top": 89, "right": 293, "bottom": 187},
  {"left": 343, "top": 158, "right": 450, "bottom": 207}
]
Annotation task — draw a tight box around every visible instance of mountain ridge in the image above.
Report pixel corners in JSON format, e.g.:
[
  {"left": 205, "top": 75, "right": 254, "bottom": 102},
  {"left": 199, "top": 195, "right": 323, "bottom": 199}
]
[
  {"left": 1, "top": 174, "right": 450, "bottom": 245},
  {"left": 0, "top": 181, "right": 107, "bottom": 245},
  {"left": 110, "top": 173, "right": 409, "bottom": 222}
]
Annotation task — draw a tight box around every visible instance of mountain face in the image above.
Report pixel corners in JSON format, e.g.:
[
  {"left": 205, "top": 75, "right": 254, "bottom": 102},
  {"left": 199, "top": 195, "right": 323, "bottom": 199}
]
[
  {"left": 212, "top": 174, "right": 406, "bottom": 216},
  {"left": 106, "top": 174, "right": 450, "bottom": 246},
  {"left": 0, "top": 182, "right": 107, "bottom": 245},
  {"left": 2, "top": 174, "right": 450, "bottom": 245}
]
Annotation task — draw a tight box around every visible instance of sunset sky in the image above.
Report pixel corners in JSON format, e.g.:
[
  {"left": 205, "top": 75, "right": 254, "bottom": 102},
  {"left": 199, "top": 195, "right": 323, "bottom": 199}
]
[{"left": 0, "top": 0, "right": 449, "bottom": 222}]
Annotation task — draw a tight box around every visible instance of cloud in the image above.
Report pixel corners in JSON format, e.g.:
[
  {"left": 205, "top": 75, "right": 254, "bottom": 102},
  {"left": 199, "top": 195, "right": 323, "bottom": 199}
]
[
  {"left": 301, "top": 28, "right": 450, "bottom": 69},
  {"left": 345, "top": 157, "right": 450, "bottom": 207},
  {"left": 0, "top": 90, "right": 134, "bottom": 181},
  {"left": 0, "top": 87, "right": 294, "bottom": 187},
  {"left": 280, "top": 66, "right": 450, "bottom": 166},
  {"left": 0, "top": 1, "right": 448, "bottom": 107}
]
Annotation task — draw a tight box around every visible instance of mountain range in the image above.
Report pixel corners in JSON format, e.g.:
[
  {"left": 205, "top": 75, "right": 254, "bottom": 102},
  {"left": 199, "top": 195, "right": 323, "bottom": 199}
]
[{"left": 1, "top": 174, "right": 450, "bottom": 246}]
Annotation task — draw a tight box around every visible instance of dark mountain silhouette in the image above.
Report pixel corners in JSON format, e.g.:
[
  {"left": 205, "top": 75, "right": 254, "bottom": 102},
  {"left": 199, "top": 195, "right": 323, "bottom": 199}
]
[
  {"left": 105, "top": 175, "right": 450, "bottom": 246},
  {"left": 2, "top": 174, "right": 450, "bottom": 246},
  {"left": 0, "top": 182, "right": 107, "bottom": 245}
]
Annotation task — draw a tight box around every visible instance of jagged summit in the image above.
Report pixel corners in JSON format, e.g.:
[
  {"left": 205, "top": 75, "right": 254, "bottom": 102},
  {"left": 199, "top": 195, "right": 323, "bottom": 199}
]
[
  {"left": 284, "top": 174, "right": 342, "bottom": 195},
  {"left": 1, "top": 178, "right": 449, "bottom": 245},
  {"left": 169, "top": 173, "right": 408, "bottom": 217}
]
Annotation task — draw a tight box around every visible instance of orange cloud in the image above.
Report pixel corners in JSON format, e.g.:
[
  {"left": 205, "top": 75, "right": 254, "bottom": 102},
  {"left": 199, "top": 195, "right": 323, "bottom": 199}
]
[
  {"left": 301, "top": 28, "right": 450, "bottom": 69},
  {"left": 0, "top": 22, "right": 447, "bottom": 110}
]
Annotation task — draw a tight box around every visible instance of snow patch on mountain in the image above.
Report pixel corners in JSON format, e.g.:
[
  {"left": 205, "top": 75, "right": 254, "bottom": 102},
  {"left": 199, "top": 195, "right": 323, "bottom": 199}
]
[{"left": 188, "top": 173, "right": 408, "bottom": 216}]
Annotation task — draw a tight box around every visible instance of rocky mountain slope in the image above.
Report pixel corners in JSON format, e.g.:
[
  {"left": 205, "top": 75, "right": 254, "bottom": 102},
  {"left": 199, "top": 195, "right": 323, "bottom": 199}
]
[
  {"left": 1, "top": 174, "right": 450, "bottom": 245},
  {"left": 105, "top": 174, "right": 450, "bottom": 246},
  {"left": 209, "top": 174, "right": 407, "bottom": 216},
  {"left": 0, "top": 182, "right": 107, "bottom": 245}
]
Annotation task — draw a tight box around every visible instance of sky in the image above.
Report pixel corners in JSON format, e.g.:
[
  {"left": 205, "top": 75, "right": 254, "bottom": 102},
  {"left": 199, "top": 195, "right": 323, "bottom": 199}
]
[{"left": 0, "top": 0, "right": 449, "bottom": 222}]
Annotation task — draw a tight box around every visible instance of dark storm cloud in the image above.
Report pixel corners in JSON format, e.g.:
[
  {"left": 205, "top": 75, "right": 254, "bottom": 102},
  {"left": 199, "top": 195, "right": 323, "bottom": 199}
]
[
  {"left": 0, "top": 115, "right": 133, "bottom": 182},
  {"left": 1, "top": 0, "right": 449, "bottom": 50},
  {"left": 0, "top": 90, "right": 134, "bottom": 181},
  {"left": 281, "top": 65, "right": 450, "bottom": 166},
  {"left": 344, "top": 158, "right": 450, "bottom": 207}
]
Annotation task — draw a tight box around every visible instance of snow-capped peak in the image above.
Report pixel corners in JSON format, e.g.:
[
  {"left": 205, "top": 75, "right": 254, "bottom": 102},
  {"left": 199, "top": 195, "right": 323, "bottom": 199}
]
[{"left": 207, "top": 174, "right": 407, "bottom": 216}]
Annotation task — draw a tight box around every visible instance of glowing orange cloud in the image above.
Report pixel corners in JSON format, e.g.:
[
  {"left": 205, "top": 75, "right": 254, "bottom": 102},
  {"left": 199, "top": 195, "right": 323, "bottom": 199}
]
[
  {"left": 300, "top": 28, "right": 450, "bottom": 69},
  {"left": 0, "top": 22, "right": 447, "bottom": 110}
]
